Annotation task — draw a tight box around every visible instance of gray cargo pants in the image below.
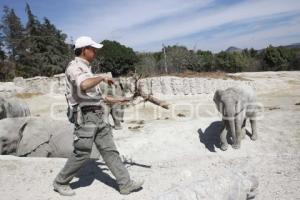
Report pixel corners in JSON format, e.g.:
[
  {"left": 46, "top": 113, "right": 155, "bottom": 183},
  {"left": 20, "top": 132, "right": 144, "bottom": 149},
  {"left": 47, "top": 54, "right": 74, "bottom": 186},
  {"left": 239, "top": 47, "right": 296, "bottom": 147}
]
[{"left": 54, "top": 108, "right": 130, "bottom": 188}]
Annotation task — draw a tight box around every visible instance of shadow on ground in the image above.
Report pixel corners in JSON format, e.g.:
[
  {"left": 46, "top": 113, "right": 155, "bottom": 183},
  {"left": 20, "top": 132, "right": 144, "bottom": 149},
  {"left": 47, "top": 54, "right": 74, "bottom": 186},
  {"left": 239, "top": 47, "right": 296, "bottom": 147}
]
[
  {"left": 70, "top": 160, "right": 118, "bottom": 191},
  {"left": 70, "top": 159, "right": 151, "bottom": 191},
  {"left": 198, "top": 121, "right": 224, "bottom": 152}
]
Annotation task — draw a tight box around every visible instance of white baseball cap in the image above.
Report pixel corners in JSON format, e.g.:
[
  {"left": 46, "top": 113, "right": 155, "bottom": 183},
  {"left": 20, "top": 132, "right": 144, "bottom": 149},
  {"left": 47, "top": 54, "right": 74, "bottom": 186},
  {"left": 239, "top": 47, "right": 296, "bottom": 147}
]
[{"left": 74, "top": 36, "right": 103, "bottom": 49}]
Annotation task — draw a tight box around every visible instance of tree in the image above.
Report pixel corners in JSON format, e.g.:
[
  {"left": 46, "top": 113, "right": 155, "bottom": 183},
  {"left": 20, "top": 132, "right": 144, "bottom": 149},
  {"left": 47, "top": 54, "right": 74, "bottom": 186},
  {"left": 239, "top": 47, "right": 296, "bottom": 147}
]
[
  {"left": 0, "top": 59, "right": 16, "bottom": 81},
  {"left": 1, "top": 4, "right": 71, "bottom": 78},
  {"left": 194, "top": 50, "right": 214, "bottom": 72},
  {"left": 0, "top": 30, "right": 15, "bottom": 81},
  {"left": 0, "top": 31, "right": 5, "bottom": 60},
  {"left": 0, "top": 6, "right": 26, "bottom": 79},
  {"left": 19, "top": 4, "right": 71, "bottom": 77},
  {"left": 262, "top": 45, "right": 294, "bottom": 71},
  {"left": 35, "top": 17, "right": 71, "bottom": 76},
  {"left": 134, "top": 53, "right": 158, "bottom": 76},
  {"left": 1, "top": 6, "right": 25, "bottom": 61},
  {"left": 163, "top": 45, "right": 192, "bottom": 73},
  {"left": 20, "top": 3, "right": 46, "bottom": 77},
  {"left": 215, "top": 51, "right": 249, "bottom": 72},
  {"left": 95, "top": 40, "right": 137, "bottom": 76},
  {"left": 249, "top": 48, "right": 258, "bottom": 57},
  {"left": 290, "top": 49, "right": 300, "bottom": 70}
]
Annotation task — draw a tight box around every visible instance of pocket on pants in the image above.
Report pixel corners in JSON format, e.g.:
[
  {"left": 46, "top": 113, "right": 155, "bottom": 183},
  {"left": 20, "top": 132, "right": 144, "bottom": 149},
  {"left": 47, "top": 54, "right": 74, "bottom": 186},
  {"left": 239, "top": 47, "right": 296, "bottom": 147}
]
[
  {"left": 84, "top": 112, "right": 97, "bottom": 124},
  {"left": 74, "top": 137, "right": 94, "bottom": 152},
  {"left": 73, "top": 119, "right": 97, "bottom": 152},
  {"left": 75, "top": 121, "right": 97, "bottom": 138}
]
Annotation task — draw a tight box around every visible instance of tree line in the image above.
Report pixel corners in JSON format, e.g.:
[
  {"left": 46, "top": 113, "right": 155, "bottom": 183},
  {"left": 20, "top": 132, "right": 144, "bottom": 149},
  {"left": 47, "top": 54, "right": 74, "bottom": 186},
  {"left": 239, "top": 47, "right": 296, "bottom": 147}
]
[
  {"left": 0, "top": 4, "right": 299, "bottom": 81},
  {"left": 135, "top": 45, "right": 300, "bottom": 76}
]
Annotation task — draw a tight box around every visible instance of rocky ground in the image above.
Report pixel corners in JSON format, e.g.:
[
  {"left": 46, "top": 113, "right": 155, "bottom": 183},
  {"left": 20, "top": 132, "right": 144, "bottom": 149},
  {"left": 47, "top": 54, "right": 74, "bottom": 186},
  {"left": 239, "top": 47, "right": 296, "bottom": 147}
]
[{"left": 0, "top": 71, "right": 299, "bottom": 200}]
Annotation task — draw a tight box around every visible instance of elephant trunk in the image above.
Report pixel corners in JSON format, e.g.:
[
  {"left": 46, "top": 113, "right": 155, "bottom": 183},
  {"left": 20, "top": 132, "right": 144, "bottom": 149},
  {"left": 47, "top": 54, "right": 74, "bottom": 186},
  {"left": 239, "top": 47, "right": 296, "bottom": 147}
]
[
  {"left": 228, "top": 118, "right": 236, "bottom": 144},
  {"left": 224, "top": 103, "right": 237, "bottom": 144}
]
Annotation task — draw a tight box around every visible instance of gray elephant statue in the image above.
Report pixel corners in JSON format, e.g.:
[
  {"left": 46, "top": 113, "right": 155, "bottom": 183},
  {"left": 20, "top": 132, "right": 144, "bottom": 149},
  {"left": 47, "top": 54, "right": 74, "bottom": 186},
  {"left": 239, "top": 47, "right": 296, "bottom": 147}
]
[
  {"left": 0, "top": 117, "right": 100, "bottom": 158},
  {"left": 213, "top": 86, "right": 259, "bottom": 151},
  {"left": 0, "top": 96, "right": 30, "bottom": 120}
]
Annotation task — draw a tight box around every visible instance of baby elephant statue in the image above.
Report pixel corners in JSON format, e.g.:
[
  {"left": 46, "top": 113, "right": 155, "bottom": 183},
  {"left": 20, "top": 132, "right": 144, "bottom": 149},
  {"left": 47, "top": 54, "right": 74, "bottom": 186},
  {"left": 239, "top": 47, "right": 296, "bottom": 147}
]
[{"left": 213, "top": 86, "right": 259, "bottom": 151}]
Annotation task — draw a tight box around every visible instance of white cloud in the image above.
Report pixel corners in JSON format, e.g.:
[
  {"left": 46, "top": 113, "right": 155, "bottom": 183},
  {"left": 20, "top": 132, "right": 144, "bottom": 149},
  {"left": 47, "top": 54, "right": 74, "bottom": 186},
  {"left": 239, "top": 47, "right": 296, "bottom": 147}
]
[
  {"left": 63, "top": 0, "right": 213, "bottom": 40},
  {"left": 151, "top": 16, "right": 300, "bottom": 52},
  {"left": 121, "top": 0, "right": 300, "bottom": 46},
  {"left": 170, "top": 15, "right": 300, "bottom": 52},
  {"left": 62, "top": 0, "right": 300, "bottom": 51}
]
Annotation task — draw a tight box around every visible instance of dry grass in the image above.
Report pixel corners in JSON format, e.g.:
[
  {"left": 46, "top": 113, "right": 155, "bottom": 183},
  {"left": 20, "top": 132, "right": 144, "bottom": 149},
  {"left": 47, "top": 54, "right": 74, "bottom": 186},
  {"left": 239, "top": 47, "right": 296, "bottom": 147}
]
[
  {"left": 177, "top": 113, "right": 186, "bottom": 117},
  {"left": 128, "top": 125, "right": 143, "bottom": 130},
  {"left": 266, "top": 106, "right": 281, "bottom": 110},
  {"left": 128, "top": 120, "right": 145, "bottom": 125},
  {"left": 170, "top": 71, "right": 249, "bottom": 80},
  {"left": 288, "top": 80, "right": 300, "bottom": 85},
  {"left": 15, "top": 92, "right": 42, "bottom": 99},
  {"left": 142, "top": 71, "right": 249, "bottom": 81}
]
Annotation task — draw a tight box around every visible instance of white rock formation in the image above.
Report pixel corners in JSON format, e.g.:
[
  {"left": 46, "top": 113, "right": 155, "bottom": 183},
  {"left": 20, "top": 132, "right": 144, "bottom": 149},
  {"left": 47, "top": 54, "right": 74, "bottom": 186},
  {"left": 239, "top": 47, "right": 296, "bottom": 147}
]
[{"left": 0, "top": 74, "right": 255, "bottom": 98}]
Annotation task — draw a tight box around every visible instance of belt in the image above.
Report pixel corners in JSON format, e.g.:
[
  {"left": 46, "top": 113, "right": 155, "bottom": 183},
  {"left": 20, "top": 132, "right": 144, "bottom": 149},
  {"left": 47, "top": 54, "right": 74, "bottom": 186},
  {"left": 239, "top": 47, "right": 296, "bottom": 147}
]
[{"left": 81, "top": 105, "right": 103, "bottom": 113}]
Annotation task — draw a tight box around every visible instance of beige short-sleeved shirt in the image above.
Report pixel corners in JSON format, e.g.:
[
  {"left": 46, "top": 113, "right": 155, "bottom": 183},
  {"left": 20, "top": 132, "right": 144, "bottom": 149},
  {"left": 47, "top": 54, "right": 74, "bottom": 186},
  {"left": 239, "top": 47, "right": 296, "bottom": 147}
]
[{"left": 65, "top": 57, "right": 103, "bottom": 106}]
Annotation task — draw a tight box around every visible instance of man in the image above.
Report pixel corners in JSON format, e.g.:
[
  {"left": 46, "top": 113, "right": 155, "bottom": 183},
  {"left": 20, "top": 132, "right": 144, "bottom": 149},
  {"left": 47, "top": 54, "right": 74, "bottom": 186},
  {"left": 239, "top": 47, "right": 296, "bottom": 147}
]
[{"left": 53, "top": 36, "right": 143, "bottom": 196}]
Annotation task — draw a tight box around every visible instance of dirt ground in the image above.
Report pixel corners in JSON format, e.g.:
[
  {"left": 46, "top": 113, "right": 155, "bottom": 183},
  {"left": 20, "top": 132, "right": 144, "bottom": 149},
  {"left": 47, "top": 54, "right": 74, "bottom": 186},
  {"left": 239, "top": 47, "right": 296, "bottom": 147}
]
[{"left": 0, "top": 71, "right": 299, "bottom": 200}]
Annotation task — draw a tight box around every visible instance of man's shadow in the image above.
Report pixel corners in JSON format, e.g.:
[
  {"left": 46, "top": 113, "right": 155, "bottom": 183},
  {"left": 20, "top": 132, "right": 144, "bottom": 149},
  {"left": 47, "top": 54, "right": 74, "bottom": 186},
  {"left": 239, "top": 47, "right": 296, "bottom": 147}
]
[
  {"left": 198, "top": 121, "right": 225, "bottom": 152},
  {"left": 70, "top": 159, "right": 151, "bottom": 191},
  {"left": 70, "top": 160, "right": 118, "bottom": 191}
]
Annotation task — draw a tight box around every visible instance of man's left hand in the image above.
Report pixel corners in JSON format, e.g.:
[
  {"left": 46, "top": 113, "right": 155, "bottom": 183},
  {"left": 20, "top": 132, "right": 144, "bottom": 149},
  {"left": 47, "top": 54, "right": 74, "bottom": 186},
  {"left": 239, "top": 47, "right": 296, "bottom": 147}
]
[
  {"left": 103, "top": 77, "right": 115, "bottom": 85},
  {"left": 104, "top": 96, "right": 132, "bottom": 104}
]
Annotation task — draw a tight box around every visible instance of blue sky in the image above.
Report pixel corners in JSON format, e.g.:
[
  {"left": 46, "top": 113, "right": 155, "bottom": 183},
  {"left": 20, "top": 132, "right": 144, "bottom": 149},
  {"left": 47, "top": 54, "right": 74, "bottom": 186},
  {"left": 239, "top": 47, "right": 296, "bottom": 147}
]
[{"left": 1, "top": 0, "right": 300, "bottom": 52}]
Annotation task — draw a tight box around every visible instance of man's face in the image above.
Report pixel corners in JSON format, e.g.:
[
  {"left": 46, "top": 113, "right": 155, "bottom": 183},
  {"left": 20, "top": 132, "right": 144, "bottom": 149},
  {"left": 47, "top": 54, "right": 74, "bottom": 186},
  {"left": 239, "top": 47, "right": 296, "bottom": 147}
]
[{"left": 83, "top": 46, "right": 97, "bottom": 62}]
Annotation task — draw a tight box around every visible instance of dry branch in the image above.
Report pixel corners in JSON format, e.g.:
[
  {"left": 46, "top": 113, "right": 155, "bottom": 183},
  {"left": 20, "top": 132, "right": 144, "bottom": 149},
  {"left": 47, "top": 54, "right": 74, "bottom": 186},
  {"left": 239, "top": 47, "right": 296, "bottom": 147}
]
[{"left": 128, "top": 74, "right": 170, "bottom": 110}]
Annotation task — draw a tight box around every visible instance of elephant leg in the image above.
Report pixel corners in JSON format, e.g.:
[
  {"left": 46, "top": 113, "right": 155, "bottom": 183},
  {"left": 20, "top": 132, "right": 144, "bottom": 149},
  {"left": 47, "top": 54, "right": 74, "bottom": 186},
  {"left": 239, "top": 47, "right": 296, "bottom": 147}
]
[
  {"left": 0, "top": 141, "right": 3, "bottom": 154},
  {"left": 111, "top": 104, "right": 122, "bottom": 130},
  {"left": 27, "top": 143, "right": 51, "bottom": 157},
  {"left": 102, "top": 104, "right": 111, "bottom": 124},
  {"left": 119, "top": 104, "right": 125, "bottom": 122},
  {"left": 250, "top": 119, "right": 258, "bottom": 141},
  {"left": 241, "top": 119, "right": 246, "bottom": 139},
  {"left": 220, "top": 121, "right": 229, "bottom": 151}
]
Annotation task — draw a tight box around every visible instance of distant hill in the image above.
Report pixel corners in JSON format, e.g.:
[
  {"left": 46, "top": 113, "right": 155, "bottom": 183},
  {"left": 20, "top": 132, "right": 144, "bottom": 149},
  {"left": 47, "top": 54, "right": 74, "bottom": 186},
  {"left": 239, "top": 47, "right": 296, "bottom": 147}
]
[
  {"left": 256, "top": 43, "right": 300, "bottom": 53},
  {"left": 224, "top": 43, "right": 300, "bottom": 53},
  {"left": 225, "top": 46, "right": 242, "bottom": 52},
  {"left": 282, "top": 43, "right": 300, "bottom": 49}
]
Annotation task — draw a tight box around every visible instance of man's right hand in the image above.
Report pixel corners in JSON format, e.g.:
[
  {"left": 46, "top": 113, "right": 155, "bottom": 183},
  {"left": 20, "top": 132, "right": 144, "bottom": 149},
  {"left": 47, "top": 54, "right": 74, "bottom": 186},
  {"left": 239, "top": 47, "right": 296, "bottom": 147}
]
[{"left": 81, "top": 76, "right": 114, "bottom": 91}]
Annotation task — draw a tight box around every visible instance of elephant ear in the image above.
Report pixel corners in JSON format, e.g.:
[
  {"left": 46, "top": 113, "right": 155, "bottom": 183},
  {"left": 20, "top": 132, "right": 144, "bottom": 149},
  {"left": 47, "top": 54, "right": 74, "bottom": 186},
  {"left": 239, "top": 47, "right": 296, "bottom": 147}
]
[
  {"left": 0, "top": 104, "right": 6, "bottom": 119},
  {"left": 46, "top": 120, "right": 74, "bottom": 158},
  {"left": 3, "top": 102, "right": 13, "bottom": 117},
  {"left": 2, "top": 101, "right": 12, "bottom": 118},
  {"left": 213, "top": 89, "right": 224, "bottom": 113},
  {"left": 17, "top": 118, "right": 51, "bottom": 156},
  {"left": 5, "top": 98, "right": 30, "bottom": 118}
]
